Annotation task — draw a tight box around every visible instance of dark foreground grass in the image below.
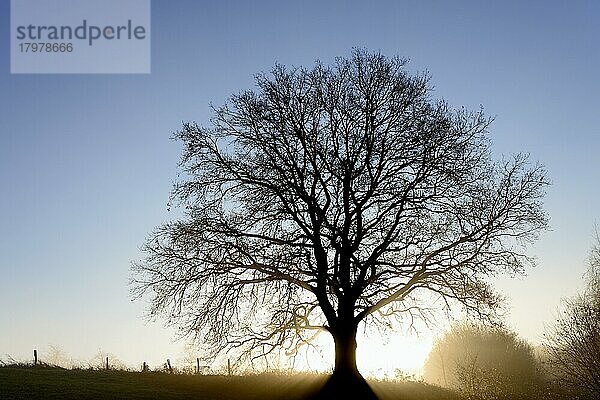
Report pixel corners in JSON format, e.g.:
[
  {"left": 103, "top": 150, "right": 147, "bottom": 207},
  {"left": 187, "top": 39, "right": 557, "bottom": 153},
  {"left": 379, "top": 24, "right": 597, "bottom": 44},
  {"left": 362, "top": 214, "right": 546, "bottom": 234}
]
[{"left": 0, "top": 365, "right": 462, "bottom": 400}]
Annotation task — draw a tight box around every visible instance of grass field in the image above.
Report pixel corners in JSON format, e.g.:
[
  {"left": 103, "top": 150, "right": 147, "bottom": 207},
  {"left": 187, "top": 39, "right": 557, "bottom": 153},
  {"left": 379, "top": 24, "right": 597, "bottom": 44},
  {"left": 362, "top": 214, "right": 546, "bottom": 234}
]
[{"left": 0, "top": 365, "right": 462, "bottom": 400}]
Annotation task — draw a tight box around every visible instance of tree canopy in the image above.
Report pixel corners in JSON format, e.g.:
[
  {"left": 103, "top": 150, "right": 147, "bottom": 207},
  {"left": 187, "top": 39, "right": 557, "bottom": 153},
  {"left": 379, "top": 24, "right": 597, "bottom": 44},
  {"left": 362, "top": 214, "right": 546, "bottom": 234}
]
[{"left": 132, "top": 50, "right": 548, "bottom": 388}]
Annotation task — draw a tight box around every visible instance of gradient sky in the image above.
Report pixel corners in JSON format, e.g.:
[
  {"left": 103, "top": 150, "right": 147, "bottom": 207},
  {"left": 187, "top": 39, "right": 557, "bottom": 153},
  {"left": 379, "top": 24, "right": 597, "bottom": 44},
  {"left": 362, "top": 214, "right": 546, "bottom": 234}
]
[{"left": 1, "top": 0, "right": 599, "bottom": 375}]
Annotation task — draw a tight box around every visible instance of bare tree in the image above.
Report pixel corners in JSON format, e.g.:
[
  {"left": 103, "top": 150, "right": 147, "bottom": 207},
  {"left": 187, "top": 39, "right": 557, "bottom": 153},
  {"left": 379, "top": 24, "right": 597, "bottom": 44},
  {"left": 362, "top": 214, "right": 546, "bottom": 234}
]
[
  {"left": 544, "top": 234, "right": 600, "bottom": 399},
  {"left": 132, "top": 49, "right": 548, "bottom": 395}
]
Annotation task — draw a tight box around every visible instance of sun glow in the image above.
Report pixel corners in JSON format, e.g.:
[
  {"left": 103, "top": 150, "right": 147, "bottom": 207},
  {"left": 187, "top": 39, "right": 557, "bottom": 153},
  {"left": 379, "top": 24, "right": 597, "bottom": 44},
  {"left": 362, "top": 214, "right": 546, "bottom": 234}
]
[
  {"left": 357, "top": 333, "right": 433, "bottom": 378},
  {"left": 291, "top": 330, "right": 434, "bottom": 379}
]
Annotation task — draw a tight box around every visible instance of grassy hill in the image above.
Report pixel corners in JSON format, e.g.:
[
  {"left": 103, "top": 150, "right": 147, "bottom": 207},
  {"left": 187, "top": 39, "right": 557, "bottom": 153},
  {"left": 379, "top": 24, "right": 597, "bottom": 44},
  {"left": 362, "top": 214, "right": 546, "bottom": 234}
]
[{"left": 0, "top": 365, "right": 462, "bottom": 400}]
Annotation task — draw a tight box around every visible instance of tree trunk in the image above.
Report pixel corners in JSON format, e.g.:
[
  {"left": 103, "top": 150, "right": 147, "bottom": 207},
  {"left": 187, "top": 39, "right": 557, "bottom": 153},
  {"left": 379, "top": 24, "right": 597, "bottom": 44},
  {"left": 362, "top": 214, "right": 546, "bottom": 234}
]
[
  {"left": 310, "top": 322, "right": 378, "bottom": 399},
  {"left": 333, "top": 324, "right": 359, "bottom": 377}
]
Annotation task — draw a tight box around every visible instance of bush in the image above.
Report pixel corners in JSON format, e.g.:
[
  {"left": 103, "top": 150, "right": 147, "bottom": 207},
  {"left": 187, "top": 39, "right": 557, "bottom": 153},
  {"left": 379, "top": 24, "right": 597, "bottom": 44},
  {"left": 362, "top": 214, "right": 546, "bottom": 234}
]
[{"left": 423, "top": 323, "right": 542, "bottom": 399}]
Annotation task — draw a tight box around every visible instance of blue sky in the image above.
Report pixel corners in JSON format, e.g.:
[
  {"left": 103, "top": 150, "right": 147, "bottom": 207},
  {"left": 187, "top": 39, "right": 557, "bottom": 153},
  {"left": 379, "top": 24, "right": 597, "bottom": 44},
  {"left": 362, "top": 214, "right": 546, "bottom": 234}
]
[{"left": 1, "top": 0, "right": 599, "bottom": 373}]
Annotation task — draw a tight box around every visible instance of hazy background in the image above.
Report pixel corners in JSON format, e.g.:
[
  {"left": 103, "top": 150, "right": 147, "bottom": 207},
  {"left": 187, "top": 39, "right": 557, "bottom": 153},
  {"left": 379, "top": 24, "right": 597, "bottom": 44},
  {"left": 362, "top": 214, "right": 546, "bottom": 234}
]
[{"left": 1, "top": 0, "right": 599, "bottom": 375}]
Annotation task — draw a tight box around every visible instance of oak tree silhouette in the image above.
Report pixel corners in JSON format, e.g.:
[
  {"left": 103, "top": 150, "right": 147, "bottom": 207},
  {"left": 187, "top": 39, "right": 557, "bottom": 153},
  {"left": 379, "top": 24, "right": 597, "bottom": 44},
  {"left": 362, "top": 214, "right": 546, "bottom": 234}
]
[{"left": 133, "top": 49, "right": 548, "bottom": 398}]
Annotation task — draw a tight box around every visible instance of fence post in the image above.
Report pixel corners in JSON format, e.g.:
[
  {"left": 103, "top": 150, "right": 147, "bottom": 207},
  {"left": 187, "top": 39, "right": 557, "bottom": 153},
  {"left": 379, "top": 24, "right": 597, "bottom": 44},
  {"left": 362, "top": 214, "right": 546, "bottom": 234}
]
[
  {"left": 196, "top": 358, "right": 200, "bottom": 374},
  {"left": 227, "top": 359, "right": 231, "bottom": 376},
  {"left": 167, "top": 359, "right": 172, "bottom": 373},
  {"left": 33, "top": 349, "right": 37, "bottom": 366},
  {"left": 106, "top": 357, "right": 109, "bottom": 370}
]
